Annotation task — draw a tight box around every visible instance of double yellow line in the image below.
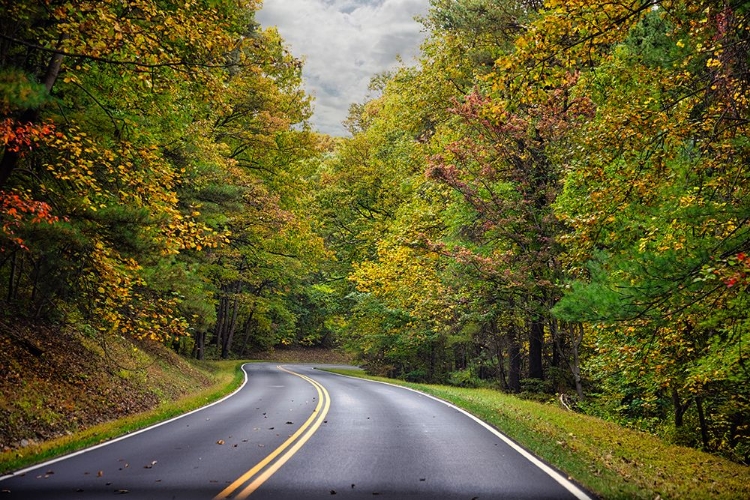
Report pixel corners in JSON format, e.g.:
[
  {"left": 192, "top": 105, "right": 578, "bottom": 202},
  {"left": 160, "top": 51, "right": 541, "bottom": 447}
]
[{"left": 213, "top": 366, "right": 331, "bottom": 500}]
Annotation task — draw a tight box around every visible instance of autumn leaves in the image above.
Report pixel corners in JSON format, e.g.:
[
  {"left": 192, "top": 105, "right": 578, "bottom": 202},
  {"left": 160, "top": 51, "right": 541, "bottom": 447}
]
[{"left": 0, "top": 1, "right": 318, "bottom": 351}]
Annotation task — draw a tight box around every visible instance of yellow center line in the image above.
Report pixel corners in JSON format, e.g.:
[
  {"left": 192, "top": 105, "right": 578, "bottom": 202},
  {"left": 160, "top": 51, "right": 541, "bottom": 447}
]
[{"left": 213, "top": 366, "right": 331, "bottom": 500}]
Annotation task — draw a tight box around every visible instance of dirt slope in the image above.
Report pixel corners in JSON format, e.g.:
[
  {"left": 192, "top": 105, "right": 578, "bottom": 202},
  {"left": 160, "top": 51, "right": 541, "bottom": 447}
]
[{"left": 0, "top": 319, "right": 212, "bottom": 453}]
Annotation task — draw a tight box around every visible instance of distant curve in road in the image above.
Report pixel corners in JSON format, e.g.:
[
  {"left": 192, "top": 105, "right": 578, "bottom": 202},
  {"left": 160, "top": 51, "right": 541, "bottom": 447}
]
[{"left": 1, "top": 363, "right": 592, "bottom": 499}]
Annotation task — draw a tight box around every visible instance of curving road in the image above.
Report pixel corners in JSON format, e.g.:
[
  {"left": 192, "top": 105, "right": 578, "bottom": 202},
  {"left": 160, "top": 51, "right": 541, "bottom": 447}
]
[{"left": 0, "top": 363, "right": 592, "bottom": 499}]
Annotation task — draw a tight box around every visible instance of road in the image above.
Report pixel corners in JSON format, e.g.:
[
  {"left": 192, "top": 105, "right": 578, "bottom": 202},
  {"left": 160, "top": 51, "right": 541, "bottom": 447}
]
[{"left": 0, "top": 363, "right": 592, "bottom": 499}]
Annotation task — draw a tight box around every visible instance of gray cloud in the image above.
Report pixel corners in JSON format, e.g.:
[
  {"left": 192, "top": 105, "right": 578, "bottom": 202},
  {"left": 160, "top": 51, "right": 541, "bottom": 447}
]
[{"left": 256, "top": 0, "right": 429, "bottom": 136}]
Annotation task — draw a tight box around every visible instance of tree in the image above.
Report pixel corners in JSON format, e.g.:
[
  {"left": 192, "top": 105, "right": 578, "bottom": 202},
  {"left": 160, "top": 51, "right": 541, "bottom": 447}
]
[{"left": 551, "top": 1, "right": 750, "bottom": 460}]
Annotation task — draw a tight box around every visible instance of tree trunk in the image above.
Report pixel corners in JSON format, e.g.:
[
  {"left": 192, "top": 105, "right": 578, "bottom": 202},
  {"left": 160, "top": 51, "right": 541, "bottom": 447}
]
[
  {"left": 31, "top": 255, "right": 43, "bottom": 310},
  {"left": 496, "top": 350, "right": 508, "bottom": 389},
  {"left": 42, "top": 42, "right": 66, "bottom": 92},
  {"left": 556, "top": 322, "right": 585, "bottom": 400},
  {"left": 429, "top": 341, "right": 436, "bottom": 381},
  {"left": 238, "top": 310, "right": 255, "bottom": 356},
  {"left": 570, "top": 324, "right": 584, "bottom": 400},
  {"left": 213, "top": 295, "right": 227, "bottom": 349},
  {"left": 221, "top": 293, "right": 240, "bottom": 359},
  {"left": 528, "top": 316, "right": 544, "bottom": 379},
  {"left": 671, "top": 386, "right": 692, "bottom": 428},
  {"left": 7, "top": 252, "right": 17, "bottom": 303},
  {"left": 696, "top": 397, "right": 710, "bottom": 450},
  {"left": 508, "top": 339, "right": 521, "bottom": 393},
  {"left": 550, "top": 317, "right": 561, "bottom": 369},
  {"left": 194, "top": 331, "right": 205, "bottom": 360}
]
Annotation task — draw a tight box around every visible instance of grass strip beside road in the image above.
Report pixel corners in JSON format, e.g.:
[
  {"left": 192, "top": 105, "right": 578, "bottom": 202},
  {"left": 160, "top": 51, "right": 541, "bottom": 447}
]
[
  {"left": 326, "top": 369, "right": 749, "bottom": 500},
  {"left": 0, "top": 360, "right": 246, "bottom": 475}
]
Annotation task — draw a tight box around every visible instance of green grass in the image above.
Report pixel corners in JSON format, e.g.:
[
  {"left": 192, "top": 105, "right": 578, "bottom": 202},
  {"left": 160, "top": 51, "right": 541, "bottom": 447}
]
[
  {"left": 0, "top": 360, "right": 245, "bottom": 474},
  {"left": 326, "top": 369, "right": 750, "bottom": 500}
]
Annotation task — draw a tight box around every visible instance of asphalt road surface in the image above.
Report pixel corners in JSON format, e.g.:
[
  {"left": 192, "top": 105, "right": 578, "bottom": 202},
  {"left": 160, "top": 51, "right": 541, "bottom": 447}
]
[{"left": 0, "top": 363, "right": 592, "bottom": 499}]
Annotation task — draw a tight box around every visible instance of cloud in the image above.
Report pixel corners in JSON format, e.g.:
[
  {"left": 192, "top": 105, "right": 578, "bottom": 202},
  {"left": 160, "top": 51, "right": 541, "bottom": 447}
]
[{"left": 256, "top": 0, "right": 428, "bottom": 136}]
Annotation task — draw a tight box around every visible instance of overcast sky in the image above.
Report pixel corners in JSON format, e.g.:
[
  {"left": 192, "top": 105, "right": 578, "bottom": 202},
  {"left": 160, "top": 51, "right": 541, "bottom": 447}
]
[{"left": 256, "top": 0, "right": 430, "bottom": 136}]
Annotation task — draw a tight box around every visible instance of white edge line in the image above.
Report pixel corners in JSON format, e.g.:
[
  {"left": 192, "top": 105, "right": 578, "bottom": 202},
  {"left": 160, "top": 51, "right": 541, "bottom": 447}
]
[
  {"left": 0, "top": 362, "right": 251, "bottom": 482},
  {"left": 323, "top": 369, "right": 593, "bottom": 500}
]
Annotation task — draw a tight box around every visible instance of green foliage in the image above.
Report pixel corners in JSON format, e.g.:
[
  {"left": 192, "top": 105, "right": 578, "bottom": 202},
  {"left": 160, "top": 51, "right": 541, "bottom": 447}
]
[
  {"left": 548, "top": 0, "right": 750, "bottom": 461},
  {"left": 0, "top": 68, "right": 49, "bottom": 111}
]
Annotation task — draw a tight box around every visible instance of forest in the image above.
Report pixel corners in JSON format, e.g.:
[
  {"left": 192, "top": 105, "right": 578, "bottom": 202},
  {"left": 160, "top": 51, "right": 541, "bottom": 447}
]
[{"left": 1, "top": 0, "right": 748, "bottom": 465}]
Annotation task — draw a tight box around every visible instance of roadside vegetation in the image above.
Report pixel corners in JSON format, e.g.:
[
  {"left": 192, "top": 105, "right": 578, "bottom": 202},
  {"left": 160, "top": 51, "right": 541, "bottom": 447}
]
[{"left": 329, "top": 369, "right": 749, "bottom": 500}]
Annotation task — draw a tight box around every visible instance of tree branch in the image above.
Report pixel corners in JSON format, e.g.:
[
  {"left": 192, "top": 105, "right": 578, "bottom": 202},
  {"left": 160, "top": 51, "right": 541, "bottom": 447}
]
[{"left": 0, "top": 33, "right": 247, "bottom": 71}]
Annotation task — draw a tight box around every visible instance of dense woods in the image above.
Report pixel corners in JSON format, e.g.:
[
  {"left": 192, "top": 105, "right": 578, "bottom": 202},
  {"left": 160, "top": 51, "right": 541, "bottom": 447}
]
[
  {"left": 1, "top": 0, "right": 748, "bottom": 465},
  {"left": 0, "top": 0, "right": 328, "bottom": 357}
]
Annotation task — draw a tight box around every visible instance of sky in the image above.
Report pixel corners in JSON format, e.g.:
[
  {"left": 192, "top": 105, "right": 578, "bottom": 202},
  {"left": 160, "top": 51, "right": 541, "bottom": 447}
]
[{"left": 255, "top": 0, "right": 430, "bottom": 136}]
